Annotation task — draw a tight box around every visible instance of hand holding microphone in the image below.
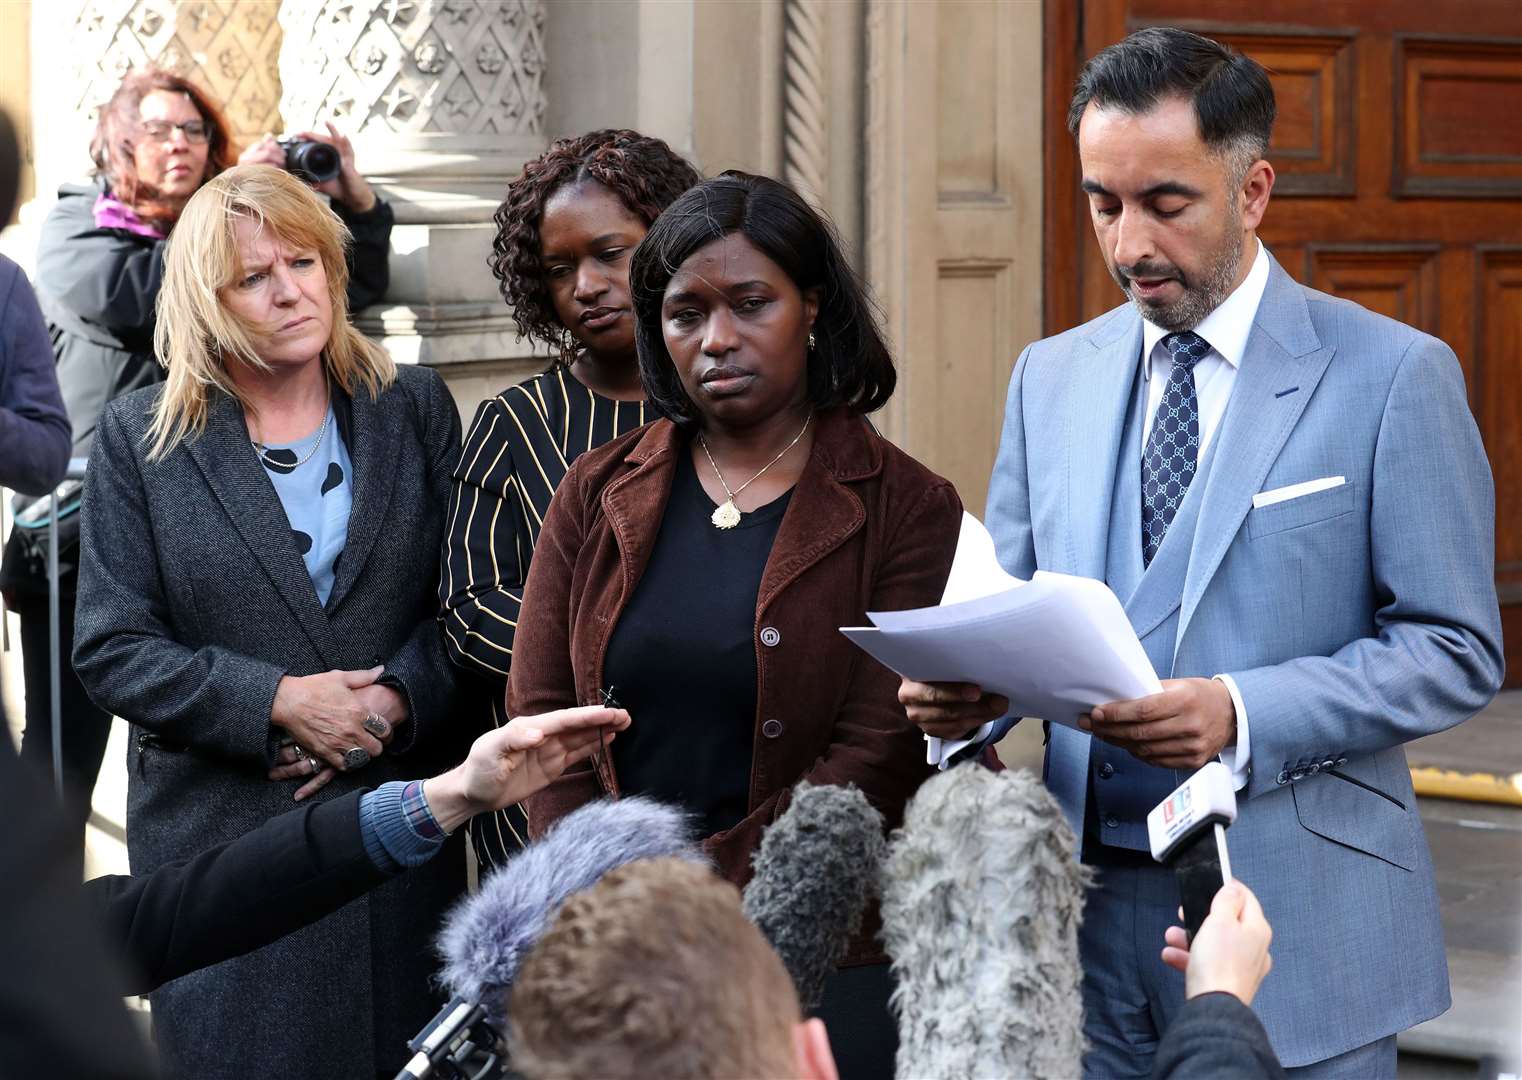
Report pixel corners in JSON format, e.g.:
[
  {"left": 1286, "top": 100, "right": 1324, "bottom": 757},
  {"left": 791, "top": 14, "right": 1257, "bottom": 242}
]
[{"left": 1161, "top": 880, "right": 1274, "bottom": 1005}]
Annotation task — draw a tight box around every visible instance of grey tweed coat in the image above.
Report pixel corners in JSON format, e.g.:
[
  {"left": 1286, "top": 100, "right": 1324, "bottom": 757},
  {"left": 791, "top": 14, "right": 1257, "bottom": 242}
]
[{"left": 73, "top": 364, "right": 475, "bottom": 1079}]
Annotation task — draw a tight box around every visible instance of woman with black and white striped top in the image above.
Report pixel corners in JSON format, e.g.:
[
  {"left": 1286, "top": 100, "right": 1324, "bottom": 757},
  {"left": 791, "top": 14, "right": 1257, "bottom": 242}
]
[{"left": 439, "top": 130, "right": 701, "bottom": 868}]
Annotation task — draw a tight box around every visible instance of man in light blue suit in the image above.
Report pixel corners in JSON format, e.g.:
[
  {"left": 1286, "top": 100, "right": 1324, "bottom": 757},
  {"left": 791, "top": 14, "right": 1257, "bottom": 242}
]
[{"left": 901, "top": 27, "right": 1503, "bottom": 1079}]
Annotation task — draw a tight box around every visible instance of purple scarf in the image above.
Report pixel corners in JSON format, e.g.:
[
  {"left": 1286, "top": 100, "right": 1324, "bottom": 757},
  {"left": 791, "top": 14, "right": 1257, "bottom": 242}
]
[{"left": 92, "top": 192, "right": 166, "bottom": 239}]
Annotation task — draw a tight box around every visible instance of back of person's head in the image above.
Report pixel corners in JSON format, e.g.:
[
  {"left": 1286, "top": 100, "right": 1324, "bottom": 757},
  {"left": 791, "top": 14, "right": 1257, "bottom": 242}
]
[
  {"left": 1067, "top": 27, "right": 1276, "bottom": 176},
  {"left": 508, "top": 858, "right": 804, "bottom": 1079},
  {"left": 0, "top": 108, "right": 18, "bottom": 227},
  {"left": 148, "top": 165, "right": 394, "bottom": 459},
  {"left": 490, "top": 128, "right": 701, "bottom": 350},
  {"left": 90, "top": 67, "right": 235, "bottom": 215},
  {"left": 629, "top": 170, "right": 895, "bottom": 426}
]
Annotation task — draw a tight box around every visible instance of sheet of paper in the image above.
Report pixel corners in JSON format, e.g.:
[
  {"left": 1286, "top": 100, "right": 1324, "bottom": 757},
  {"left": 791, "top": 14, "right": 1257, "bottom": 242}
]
[{"left": 842, "top": 514, "right": 1161, "bottom": 767}]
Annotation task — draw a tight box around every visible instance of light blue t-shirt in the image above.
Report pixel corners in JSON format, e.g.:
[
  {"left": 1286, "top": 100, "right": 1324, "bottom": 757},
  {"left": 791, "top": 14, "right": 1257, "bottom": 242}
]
[{"left": 258, "top": 405, "right": 352, "bottom": 606}]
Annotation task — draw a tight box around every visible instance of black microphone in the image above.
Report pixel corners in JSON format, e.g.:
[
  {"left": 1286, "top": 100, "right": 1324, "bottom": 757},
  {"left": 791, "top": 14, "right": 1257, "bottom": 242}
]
[
  {"left": 880, "top": 765, "right": 1089, "bottom": 1079},
  {"left": 1147, "top": 761, "right": 1237, "bottom": 942},
  {"left": 434, "top": 797, "right": 703, "bottom": 1029},
  {"left": 740, "top": 781, "right": 885, "bottom": 1011}
]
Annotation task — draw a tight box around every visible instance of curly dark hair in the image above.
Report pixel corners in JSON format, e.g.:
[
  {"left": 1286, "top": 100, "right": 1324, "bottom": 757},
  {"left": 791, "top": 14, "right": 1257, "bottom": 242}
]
[
  {"left": 489, "top": 129, "right": 702, "bottom": 352},
  {"left": 629, "top": 172, "right": 896, "bottom": 428}
]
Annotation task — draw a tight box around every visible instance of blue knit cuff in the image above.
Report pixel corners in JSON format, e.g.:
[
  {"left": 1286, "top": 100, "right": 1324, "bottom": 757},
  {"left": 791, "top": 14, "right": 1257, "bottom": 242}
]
[{"left": 359, "top": 780, "right": 447, "bottom": 872}]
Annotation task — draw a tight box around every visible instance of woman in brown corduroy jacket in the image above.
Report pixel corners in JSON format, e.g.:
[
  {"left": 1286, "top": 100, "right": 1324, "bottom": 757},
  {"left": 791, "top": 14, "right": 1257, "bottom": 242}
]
[{"left": 507, "top": 172, "right": 961, "bottom": 1076}]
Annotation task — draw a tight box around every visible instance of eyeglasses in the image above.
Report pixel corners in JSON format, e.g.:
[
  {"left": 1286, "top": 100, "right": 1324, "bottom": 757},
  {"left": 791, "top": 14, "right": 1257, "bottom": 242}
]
[{"left": 139, "top": 119, "right": 211, "bottom": 145}]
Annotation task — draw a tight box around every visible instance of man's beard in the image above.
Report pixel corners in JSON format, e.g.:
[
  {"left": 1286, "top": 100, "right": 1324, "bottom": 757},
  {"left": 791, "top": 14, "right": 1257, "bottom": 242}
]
[{"left": 1111, "top": 220, "right": 1243, "bottom": 332}]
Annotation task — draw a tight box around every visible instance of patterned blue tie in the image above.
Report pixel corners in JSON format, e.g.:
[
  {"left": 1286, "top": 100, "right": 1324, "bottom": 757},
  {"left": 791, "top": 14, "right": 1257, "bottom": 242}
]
[{"left": 1141, "top": 331, "right": 1210, "bottom": 566}]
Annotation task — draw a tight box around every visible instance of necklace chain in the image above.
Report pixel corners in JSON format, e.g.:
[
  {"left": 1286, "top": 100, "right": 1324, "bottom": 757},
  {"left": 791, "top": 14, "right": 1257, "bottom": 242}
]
[
  {"left": 253, "top": 404, "right": 331, "bottom": 470},
  {"left": 698, "top": 413, "right": 812, "bottom": 529}
]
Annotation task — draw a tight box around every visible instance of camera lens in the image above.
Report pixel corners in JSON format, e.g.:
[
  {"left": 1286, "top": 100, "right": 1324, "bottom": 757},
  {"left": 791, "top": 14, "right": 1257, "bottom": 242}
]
[{"left": 283, "top": 140, "right": 341, "bottom": 184}]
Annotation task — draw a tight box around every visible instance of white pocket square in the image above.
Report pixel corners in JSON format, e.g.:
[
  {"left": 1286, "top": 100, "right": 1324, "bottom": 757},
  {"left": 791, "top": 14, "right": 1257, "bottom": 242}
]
[{"left": 1253, "top": 476, "right": 1345, "bottom": 509}]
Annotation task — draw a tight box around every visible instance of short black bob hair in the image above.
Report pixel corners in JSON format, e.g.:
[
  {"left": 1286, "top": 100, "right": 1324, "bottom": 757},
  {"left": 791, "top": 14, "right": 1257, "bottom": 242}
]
[
  {"left": 629, "top": 171, "right": 895, "bottom": 427},
  {"left": 1068, "top": 27, "right": 1275, "bottom": 164}
]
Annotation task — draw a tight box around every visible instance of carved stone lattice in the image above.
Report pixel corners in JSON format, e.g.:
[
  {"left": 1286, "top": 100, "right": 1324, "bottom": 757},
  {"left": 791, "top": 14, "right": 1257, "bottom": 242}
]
[
  {"left": 67, "top": 0, "right": 284, "bottom": 146},
  {"left": 278, "top": 0, "right": 547, "bottom": 138},
  {"left": 783, "top": 0, "right": 828, "bottom": 206}
]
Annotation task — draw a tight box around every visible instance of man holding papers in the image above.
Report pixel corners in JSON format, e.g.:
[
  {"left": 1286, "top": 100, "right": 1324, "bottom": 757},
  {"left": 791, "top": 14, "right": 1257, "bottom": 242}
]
[{"left": 901, "top": 27, "right": 1502, "bottom": 1079}]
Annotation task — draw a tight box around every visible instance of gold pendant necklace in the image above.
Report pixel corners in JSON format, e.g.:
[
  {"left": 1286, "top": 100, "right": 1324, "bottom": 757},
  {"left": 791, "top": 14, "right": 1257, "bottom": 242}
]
[{"left": 698, "top": 413, "right": 813, "bottom": 530}]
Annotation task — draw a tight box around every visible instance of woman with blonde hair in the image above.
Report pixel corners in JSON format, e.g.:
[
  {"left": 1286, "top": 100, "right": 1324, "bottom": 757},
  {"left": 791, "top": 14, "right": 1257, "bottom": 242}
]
[
  {"left": 72, "top": 165, "right": 468, "bottom": 1080},
  {"left": 0, "top": 66, "right": 391, "bottom": 867}
]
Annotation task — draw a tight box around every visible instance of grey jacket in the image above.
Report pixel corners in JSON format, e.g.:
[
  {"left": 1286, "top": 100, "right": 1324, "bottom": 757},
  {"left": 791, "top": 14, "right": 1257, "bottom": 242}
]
[{"left": 73, "top": 363, "right": 474, "bottom": 1079}]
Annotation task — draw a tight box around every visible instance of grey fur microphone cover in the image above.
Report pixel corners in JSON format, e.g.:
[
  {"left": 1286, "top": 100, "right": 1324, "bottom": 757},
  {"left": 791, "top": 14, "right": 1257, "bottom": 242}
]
[
  {"left": 741, "top": 782, "right": 886, "bottom": 1010},
  {"left": 435, "top": 796, "right": 703, "bottom": 1025},
  {"left": 881, "top": 766, "right": 1090, "bottom": 1079}
]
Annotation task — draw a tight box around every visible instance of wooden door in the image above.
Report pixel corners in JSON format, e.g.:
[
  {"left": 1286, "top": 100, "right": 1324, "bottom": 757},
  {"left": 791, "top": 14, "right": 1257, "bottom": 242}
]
[
  {"left": 1045, "top": 0, "right": 1522, "bottom": 686},
  {"left": 866, "top": 0, "right": 1044, "bottom": 518}
]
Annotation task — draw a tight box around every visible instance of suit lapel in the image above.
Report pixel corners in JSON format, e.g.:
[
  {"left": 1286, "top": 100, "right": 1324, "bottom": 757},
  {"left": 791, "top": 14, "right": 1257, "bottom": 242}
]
[
  {"left": 184, "top": 393, "right": 337, "bottom": 660},
  {"left": 1177, "top": 259, "right": 1335, "bottom": 646},
  {"left": 327, "top": 386, "right": 401, "bottom": 611},
  {"left": 1064, "top": 311, "right": 1144, "bottom": 580}
]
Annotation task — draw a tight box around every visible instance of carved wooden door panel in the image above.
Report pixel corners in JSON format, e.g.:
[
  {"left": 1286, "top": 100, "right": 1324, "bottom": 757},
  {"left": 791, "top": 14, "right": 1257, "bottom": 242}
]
[{"left": 1045, "top": 0, "right": 1522, "bottom": 685}]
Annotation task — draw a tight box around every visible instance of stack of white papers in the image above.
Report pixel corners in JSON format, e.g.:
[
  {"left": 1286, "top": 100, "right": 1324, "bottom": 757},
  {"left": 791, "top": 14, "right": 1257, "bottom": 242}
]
[{"left": 841, "top": 514, "right": 1161, "bottom": 767}]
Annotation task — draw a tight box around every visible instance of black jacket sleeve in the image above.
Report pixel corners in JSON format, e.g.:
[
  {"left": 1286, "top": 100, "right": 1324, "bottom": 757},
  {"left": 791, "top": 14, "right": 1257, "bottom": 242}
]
[
  {"left": 83, "top": 790, "right": 394, "bottom": 995},
  {"left": 334, "top": 197, "right": 394, "bottom": 314},
  {"left": 1153, "top": 993, "right": 1287, "bottom": 1080},
  {"left": 0, "top": 256, "right": 71, "bottom": 493},
  {"left": 0, "top": 736, "right": 157, "bottom": 1079}
]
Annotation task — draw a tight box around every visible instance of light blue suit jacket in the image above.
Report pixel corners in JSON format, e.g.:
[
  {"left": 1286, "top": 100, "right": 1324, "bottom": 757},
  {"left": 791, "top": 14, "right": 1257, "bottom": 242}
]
[{"left": 984, "top": 255, "right": 1504, "bottom": 1066}]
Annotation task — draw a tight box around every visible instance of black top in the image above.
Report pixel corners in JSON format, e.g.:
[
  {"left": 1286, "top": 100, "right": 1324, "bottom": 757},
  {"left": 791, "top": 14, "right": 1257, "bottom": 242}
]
[
  {"left": 440, "top": 364, "right": 651, "bottom": 867},
  {"left": 605, "top": 450, "right": 793, "bottom": 838}
]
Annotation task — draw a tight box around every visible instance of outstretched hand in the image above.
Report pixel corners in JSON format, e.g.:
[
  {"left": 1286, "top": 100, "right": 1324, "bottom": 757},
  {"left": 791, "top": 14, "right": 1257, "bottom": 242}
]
[{"left": 423, "top": 706, "right": 631, "bottom": 833}]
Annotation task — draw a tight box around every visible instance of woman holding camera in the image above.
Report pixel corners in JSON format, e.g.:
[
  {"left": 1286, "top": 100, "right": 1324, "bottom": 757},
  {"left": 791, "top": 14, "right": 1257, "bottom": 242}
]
[
  {"left": 0, "top": 68, "right": 391, "bottom": 858},
  {"left": 508, "top": 172, "right": 962, "bottom": 1076},
  {"left": 71, "top": 165, "right": 463, "bottom": 1079}
]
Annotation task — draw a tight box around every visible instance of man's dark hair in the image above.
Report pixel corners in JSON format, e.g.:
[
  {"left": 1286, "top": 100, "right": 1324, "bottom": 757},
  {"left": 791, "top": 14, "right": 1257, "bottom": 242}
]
[
  {"left": 1067, "top": 27, "right": 1276, "bottom": 169},
  {"left": 629, "top": 171, "right": 896, "bottom": 427}
]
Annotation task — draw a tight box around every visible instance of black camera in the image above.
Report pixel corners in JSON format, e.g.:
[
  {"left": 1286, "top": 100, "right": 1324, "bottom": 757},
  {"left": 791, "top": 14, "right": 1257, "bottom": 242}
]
[{"left": 279, "top": 138, "right": 341, "bottom": 184}]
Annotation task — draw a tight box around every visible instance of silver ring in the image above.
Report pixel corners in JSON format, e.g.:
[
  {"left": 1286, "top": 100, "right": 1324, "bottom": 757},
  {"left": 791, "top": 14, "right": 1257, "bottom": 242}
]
[
  {"left": 362, "top": 713, "right": 389, "bottom": 738},
  {"left": 343, "top": 746, "right": 371, "bottom": 771},
  {"left": 310, "top": 756, "right": 322, "bottom": 775},
  {"left": 292, "top": 744, "right": 306, "bottom": 760}
]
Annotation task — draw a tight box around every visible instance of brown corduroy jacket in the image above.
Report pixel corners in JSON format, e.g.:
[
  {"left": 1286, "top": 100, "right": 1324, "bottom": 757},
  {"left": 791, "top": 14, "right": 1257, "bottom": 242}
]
[{"left": 508, "top": 407, "right": 961, "bottom": 964}]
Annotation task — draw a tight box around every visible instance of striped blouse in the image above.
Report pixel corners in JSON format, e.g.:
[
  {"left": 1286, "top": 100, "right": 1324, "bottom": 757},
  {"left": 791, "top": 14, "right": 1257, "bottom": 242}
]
[{"left": 439, "top": 363, "right": 650, "bottom": 867}]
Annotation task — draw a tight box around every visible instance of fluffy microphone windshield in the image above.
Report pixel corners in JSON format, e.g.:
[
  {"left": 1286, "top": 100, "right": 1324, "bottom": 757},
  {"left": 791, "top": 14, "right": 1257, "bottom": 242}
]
[
  {"left": 881, "top": 766, "right": 1090, "bottom": 1080},
  {"left": 436, "top": 797, "right": 702, "bottom": 1025},
  {"left": 741, "top": 782, "right": 885, "bottom": 1010}
]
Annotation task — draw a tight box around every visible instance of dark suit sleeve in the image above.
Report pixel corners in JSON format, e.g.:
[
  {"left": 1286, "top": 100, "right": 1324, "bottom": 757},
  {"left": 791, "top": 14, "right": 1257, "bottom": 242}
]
[
  {"left": 83, "top": 790, "right": 391, "bottom": 995},
  {"left": 380, "top": 367, "right": 465, "bottom": 756},
  {"left": 72, "top": 401, "right": 287, "bottom": 764},
  {"left": 1153, "top": 993, "right": 1286, "bottom": 1080},
  {"left": 0, "top": 738, "right": 157, "bottom": 1079},
  {"left": 703, "top": 480, "right": 963, "bottom": 883},
  {"left": 335, "top": 197, "right": 393, "bottom": 314},
  {"left": 0, "top": 258, "right": 72, "bottom": 494}
]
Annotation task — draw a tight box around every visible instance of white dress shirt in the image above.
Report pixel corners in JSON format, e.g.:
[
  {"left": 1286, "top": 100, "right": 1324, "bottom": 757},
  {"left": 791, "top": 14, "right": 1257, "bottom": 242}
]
[{"left": 1136, "top": 239, "right": 1269, "bottom": 789}]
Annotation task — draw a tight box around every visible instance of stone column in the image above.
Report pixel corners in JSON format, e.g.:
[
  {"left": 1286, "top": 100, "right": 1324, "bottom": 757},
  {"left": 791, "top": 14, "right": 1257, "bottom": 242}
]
[{"left": 277, "top": 0, "right": 552, "bottom": 410}]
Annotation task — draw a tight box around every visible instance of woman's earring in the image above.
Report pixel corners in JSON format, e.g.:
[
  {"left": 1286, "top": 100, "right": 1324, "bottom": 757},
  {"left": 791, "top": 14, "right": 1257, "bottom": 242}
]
[
  {"left": 558, "top": 328, "right": 578, "bottom": 366},
  {"left": 808, "top": 330, "right": 817, "bottom": 351}
]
